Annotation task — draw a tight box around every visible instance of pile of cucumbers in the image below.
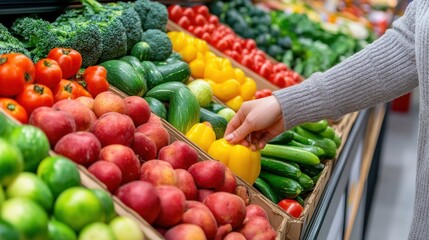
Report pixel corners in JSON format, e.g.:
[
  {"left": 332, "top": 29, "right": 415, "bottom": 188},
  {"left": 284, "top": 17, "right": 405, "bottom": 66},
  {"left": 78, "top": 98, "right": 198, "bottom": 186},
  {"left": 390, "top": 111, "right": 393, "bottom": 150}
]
[{"left": 253, "top": 119, "right": 341, "bottom": 205}]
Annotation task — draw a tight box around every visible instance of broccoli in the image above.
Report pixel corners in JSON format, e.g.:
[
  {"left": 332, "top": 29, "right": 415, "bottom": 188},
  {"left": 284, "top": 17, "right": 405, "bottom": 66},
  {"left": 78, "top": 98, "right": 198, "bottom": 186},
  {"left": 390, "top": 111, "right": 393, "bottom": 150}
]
[
  {"left": 0, "top": 23, "right": 30, "bottom": 57},
  {"left": 134, "top": 0, "right": 168, "bottom": 31},
  {"left": 141, "top": 29, "right": 172, "bottom": 61},
  {"left": 105, "top": 2, "right": 143, "bottom": 52}
]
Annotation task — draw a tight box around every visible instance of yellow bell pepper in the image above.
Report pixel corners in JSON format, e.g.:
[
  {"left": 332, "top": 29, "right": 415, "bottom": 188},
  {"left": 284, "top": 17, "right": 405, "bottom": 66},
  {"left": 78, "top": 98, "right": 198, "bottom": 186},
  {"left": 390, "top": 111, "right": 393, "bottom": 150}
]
[
  {"left": 204, "top": 58, "right": 236, "bottom": 83},
  {"left": 168, "top": 32, "right": 187, "bottom": 52},
  {"left": 226, "top": 95, "right": 244, "bottom": 112},
  {"left": 189, "top": 53, "right": 206, "bottom": 78},
  {"left": 186, "top": 122, "right": 216, "bottom": 152},
  {"left": 234, "top": 68, "right": 245, "bottom": 84},
  {"left": 179, "top": 44, "right": 197, "bottom": 63},
  {"left": 207, "top": 138, "right": 261, "bottom": 184},
  {"left": 209, "top": 79, "right": 241, "bottom": 102},
  {"left": 240, "top": 77, "right": 257, "bottom": 101}
]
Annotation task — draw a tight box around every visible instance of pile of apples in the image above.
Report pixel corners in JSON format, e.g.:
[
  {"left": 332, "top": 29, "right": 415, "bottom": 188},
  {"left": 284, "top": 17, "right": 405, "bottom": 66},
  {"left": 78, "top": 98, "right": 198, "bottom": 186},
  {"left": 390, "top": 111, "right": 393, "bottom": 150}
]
[{"left": 27, "top": 91, "right": 277, "bottom": 240}]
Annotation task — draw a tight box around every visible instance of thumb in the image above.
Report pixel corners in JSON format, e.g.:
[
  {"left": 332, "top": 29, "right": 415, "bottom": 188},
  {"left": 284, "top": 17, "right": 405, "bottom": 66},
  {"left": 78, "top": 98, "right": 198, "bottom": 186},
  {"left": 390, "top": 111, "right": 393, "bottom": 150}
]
[{"left": 225, "top": 122, "right": 252, "bottom": 144}]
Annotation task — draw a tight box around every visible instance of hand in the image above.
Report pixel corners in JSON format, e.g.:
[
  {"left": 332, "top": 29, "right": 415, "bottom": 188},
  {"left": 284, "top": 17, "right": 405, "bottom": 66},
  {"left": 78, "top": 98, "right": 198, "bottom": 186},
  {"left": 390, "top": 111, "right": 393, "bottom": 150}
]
[{"left": 224, "top": 96, "right": 284, "bottom": 151}]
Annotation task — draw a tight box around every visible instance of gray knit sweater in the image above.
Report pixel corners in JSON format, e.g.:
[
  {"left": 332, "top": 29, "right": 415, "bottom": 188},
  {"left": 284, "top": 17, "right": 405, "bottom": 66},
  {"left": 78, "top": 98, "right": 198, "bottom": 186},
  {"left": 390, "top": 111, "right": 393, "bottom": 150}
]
[{"left": 273, "top": 1, "right": 428, "bottom": 239}]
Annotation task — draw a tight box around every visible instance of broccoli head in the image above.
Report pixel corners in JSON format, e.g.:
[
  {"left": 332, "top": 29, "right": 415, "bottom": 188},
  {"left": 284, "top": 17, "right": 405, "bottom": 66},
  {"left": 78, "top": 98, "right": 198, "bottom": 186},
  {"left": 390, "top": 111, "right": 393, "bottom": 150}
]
[
  {"left": 141, "top": 29, "right": 172, "bottom": 61},
  {"left": 0, "top": 41, "right": 31, "bottom": 57},
  {"left": 134, "top": 0, "right": 168, "bottom": 31}
]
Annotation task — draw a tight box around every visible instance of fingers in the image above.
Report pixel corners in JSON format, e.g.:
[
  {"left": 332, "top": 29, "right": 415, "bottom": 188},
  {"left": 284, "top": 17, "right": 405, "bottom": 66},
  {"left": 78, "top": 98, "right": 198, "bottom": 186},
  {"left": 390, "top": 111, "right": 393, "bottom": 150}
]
[{"left": 224, "top": 120, "right": 253, "bottom": 145}]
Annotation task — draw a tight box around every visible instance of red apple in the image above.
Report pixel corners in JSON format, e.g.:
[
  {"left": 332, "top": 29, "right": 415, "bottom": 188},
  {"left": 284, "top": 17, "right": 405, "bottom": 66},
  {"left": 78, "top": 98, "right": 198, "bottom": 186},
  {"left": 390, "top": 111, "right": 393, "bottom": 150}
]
[
  {"left": 204, "top": 192, "right": 246, "bottom": 229},
  {"left": 147, "top": 113, "right": 162, "bottom": 125},
  {"left": 175, "top": 169, "right": 198, "bottom": 200},
  {"left": 215, "top": 224, "right": 233, "bottom": 240},
  {"left": 135, "top": 122, "right": 170, "bottom": 153},
  {"left": 91, "top": 112, "right": 135, "bottom": 147},
  {"left": 54, "top": 131, "right": 101, "bottom": 167},
  {"left": 215, "top": 167, "right": 237, "bottom": 193},
  {"left": 245, "top": 204, "right": 269, "bottom": 221},
  {"left": 223, "top": 232, "right": 246, "bottom": 240},
  {"left": 183, "top": 205, "right": 218, "bottom": 240},
  {"left": 124, "top": 96, "right": 151, "bottom": 126},
  {"left": 75, "top": 96, "right": 94, "bottom": 111},
  {"left": 158, "top": 141, "right": 198, "bottom": 170},
  {"left": 197, "top": 189, "right": 214, "bottom": 203},
  {"left": 131, "top": 132, "right": 157, "bottom": 162},
  {"left": 88, "top": 161, "right": 122, "bottom": 193},
  {"left": 239, "top": 217, "right": 276, "bottom": 240},
  {"left": 115, "top": 180, "right": 161, "bottom": 224},
  {"left": 93, "top": 91, "right": 126, "bottom": 117},
  {"left": 100, "top": 144, "right": 140, "bottom": 184},
  {"left": 164, "top": 224, "right": 206, "bottom": 240},
  {"left": 155, "top": 185, "right": 186, "bottom": 227},
  {"left": 53, "top": 99, "right": 95, "bottom": 131},
  {"left": 29, "top": 106, "right": 76, "bottom": 146},
  {"left": 188, "top": 161, "right": 226, "bottom": 189},
  {"left": 140, "top": 160, "right": 177, "bottom": 186}
]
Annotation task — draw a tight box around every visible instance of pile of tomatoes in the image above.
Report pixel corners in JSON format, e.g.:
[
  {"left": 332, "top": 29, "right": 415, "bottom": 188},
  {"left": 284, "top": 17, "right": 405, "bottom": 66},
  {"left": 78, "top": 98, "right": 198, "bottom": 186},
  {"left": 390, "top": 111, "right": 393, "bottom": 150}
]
[
  {"left": 0, "top": 48, "right": 109, "bottom": 124},
  {"left": 168, "top": 5, "right": 302, "bottom": 89}
]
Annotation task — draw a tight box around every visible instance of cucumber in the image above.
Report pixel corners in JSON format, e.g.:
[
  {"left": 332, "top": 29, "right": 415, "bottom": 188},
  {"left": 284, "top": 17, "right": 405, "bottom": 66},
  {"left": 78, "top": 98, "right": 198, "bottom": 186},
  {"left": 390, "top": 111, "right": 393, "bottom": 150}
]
[
  {"left": 260, "top": 156, "right": 301, "bottom": 181},
  {"left": 205, "top": 102, "right": 226, "bottom": 113},
  {"left": 300, "top": 119, "right": 328, "bottom": 132},
  {"left": 141, "top": 61, "right": 164, "bottom": 89},
  {"left": 299, "top": 163, "right": 325, "bottom": 177},
  {"left": 119, "top": 55, "right": 147, "bottom": 87},
  {"left": 261, "top": 144, "right": 320, "bottom": 166},
  {"left": 130, "top": 41, "right": 151, "bottom": 61},
  {"left": 253, "top": 177, "right": 278, "bottom": 203},
  {"left": 156, "top": 61, "right": 191, "bottom": 84},
  {"left": 168, "top": 87, "right": 200, "bottom": 134},
  {"left": 333, "top": 133, "right": 342, "bottom": 148},
  {"left": 269, "top": 131, "right": 294, "bottom": 145},
  {"left": 318, "top": 126, "right": 335, "bottom": 139},
  {"left": 99, "top": 59, "right": 147, "bottom": 96},
  {"left": 296, "top": 195, "right": 305, "bottom": 206},
  {"left": 199, "top": 108, "right": 228, "bottom": 139},
  {"left": 145, "top": 82, "right": 187, "bottom": 101},
  {"left": 144, "top": 97, "right": 167, "bottom": 120},
  {"left": 292, "top": 128, "right": 338, "bottom": 159},
  {"left": 287, "top": 140, "right": 326, "bottom": 158},
  {"left": 259, "top": 171, "right": 303, "bottom": 199},
  {"left": 299, "top": 173, "right": 315, "bottom": 192}
]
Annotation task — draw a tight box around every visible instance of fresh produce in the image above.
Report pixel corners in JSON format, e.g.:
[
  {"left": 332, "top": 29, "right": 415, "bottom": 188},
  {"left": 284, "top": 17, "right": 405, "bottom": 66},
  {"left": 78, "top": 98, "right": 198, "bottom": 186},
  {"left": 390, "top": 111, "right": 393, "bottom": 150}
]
[
  {"left": 187, "top": 79, "right": 213, "bottom": 108},
  {"left": 261, "top": 144, "right": 321, "bottom": 166},
  {"left": 53, "top": 99, "right": 97, "bottom": 131},
  {"left": 169, "top": 4, "right": 301, "bottom": 88},
  {"left": 164, "top": 224, "right": 206, "bottom": 240},
  {"left": 255, "top": 89, "right": 273, "bottom": 99},
  {"left": 260, "top": 156, "right": 302, "bottom": 181},
  {"left": 0, "top": 138, "right": 24, "bottom": 186},
  {"left": 199, "top": 107, "right": 228, "bottom": 139},
  {"left": 277, "top": 199, "right": 304, "bottom": 218},
  {"left": 34, "top": 58, "right": 62, "bottom": 90},
  {"left": 142, "top": 59, "right": 191, "bottom": 89},
  {"left": 140, "top": 29, "right": 172, "bottom": 61},
  {"left": 204, "top": 192, "right": 246, "bottom": 229},
  {"left": 0, "top": 53, "right": 35, "bottom": 97},
  {"left": 0, "top": 98, "right": 28, "bottom": 123},
  {"left": 253, "top": 177, "right": 278, "bottom": 203},
  {"left": 207, "top": 138, "right": 261, "bottom": 184},
  {"left": 133, "top": 0, "right": 168, "bottom": 31},
  {"left": 54, "top": 131, "right": 101, "bottom": 167},
  {"left": 217, "top": 108, "right": 235, "bottom": 122},
  {"left": 0, "top": 23, "right": 30, "bottom": 56},
  {"left": 140, "top": 160, "right": 178, "bottom": 187},
  {"left": 185, "top": 121, "right": 216, "bottom": 152},
  {"left": 47, "top": 48, "right": 82, "bottom": 79},
  {"left": 158, "top": 140, "right": 199, "bottom": 170},
  {"left": 93, "top": 91, "right": 126, "bottom": 117},
  {"left": 175, "top": 169, "right": 198, "bottom": 200},
  {"left": 136, "top": 120, "right": 170, "bottom": 152},
  {"left": 78, "top": 65, "right": 110, "bottom": 97},
  {"left": 182, "top": 200, "right": 217, "bottom": 239},
  {"left": 259, "top": 171, "right": 303, "bottom": 199},
  {"left": 144, "top": 97, "right": 167, "bottom": 119}
]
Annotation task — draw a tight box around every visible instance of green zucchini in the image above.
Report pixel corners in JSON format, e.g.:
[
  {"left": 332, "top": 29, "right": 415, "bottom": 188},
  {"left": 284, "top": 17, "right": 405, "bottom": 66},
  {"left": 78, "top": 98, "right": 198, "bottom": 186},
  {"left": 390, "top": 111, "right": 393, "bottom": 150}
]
[
  {"left": 296, "top": 195, "right": 305, "bottom": 206},
  {"left": 119, "top": 55, "right": 148, "bottom": 88},
  {"left": 261, "top": 144, "right": 320, "bottom": 166},
  {"left": 259, "top": 171, "right": 303, "bottom": 199},
  {"left": 299, "top": 163, "right": 325, "bottom": 177},
  {"left": 318, "top": 126, "right": 336, "bottom": 139},
  {"left": 145, "top": 82, "right": 187, "bottom": 101},
  {"left": 299, "top": 173, "right": 314, "bottom": 192},
  {"left": 300, "top": 119, "right": 328, "bottom": 132},
  {"left": 130, "top": 41, "right": 151, "bottom": 61},
  {"left": 253, "top": 177, "right": 278, "bottom": 203},
  {"left": 156, "top": 61, "right": 191, "bottom": 84},
  {"left": 205, "top": 102, "right": 226, "bottom": 113},
  {"left": 168, "top": 87, "right": 200, "bottom": 134},
  {"left": 141, "top": 61, "right": 164, "bottom": 89},
  {"left": 260, "top": 156, "right": 302, "bottom": 181},
  {"left": 292, "top": 127, "right": 338, "bottom": 159},
  {"left": 144, "top": 97, "right": 167, "bottom": 120},
  {"left": 199, "top": 108, "right": 228, "bottom": 139},
  {"left": 99, "top": 60, "right": 147, "bottom": 96},
  {"left": 269, "top": 131, "right": 294, "bottom": 145},
  {"left": 312, "top": 171, "right": 322, "bottom": 183},
  {"left": 287, "top": 140, "right": 326, "bottom": 158}
]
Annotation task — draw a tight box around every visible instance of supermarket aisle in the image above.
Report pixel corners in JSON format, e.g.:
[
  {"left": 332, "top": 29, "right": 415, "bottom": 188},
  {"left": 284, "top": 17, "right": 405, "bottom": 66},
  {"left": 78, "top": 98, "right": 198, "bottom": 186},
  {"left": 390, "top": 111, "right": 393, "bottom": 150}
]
[{"left": 365, "top": 90, "right": 420, "bottom": 240}]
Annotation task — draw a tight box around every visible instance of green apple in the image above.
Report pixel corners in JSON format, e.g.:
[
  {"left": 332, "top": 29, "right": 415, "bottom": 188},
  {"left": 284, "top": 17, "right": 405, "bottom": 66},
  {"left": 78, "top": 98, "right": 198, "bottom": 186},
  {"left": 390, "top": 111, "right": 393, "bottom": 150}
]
[
  {"left": 48, "top": 219, "right": 77, "bottom": 240},
  {"left": 109, "top": 216, "right": 144, "bottom": 240},
  {"left": 187, "top": 79, "right": 213, "bottom": 108},
  {"left": 217, "top": 108, "right": 236, "bottom": 122},
  {"left": 79, "top": 222, "right": 116, "bottom": 240}
]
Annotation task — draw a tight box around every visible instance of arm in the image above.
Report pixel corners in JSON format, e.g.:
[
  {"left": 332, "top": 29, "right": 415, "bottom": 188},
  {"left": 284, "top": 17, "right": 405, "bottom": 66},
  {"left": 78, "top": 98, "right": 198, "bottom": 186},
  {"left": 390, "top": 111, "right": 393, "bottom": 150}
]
[{"left": 274, "top": 2, "right": 418, "bottom": 130}]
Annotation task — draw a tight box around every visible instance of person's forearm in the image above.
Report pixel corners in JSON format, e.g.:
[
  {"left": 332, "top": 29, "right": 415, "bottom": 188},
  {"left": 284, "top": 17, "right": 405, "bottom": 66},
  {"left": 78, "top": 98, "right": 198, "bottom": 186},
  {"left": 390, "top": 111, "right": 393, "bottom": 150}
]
[{"left": 273, "top": 3, "right": 418, "bottom": 129}]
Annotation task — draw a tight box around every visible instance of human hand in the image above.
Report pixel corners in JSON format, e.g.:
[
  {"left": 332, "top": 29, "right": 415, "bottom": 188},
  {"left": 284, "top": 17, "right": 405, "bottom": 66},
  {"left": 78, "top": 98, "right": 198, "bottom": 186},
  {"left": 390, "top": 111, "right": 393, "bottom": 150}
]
[{"left": 224, "top": 96, "right": 284, "bottom": 151}]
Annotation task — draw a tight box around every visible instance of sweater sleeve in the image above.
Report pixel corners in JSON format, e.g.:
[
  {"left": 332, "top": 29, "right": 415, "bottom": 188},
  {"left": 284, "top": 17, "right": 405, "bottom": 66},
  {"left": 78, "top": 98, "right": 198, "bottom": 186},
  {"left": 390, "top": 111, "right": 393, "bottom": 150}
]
[{"left": 273, "top": 1, "right": 419, "bottom": 130}]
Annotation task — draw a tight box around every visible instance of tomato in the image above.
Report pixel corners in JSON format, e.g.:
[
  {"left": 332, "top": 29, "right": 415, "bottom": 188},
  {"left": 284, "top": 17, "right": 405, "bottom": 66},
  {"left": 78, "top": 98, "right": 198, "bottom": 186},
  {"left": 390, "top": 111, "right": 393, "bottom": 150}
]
[
  {"left": 259, "top": 61, "right": 273, "bottom": 79},
  {"left": 232, "top": 42, "right": 242, "bottom": 53},
  {"left": 253, "top": 55, "right": 265, "bottom": 72},
  {"left": 0, "top": 53, "right": 35, "bottom": 97},
  {"left": 244, "top": 39, "right": 257, "bottom": 51},
  {"left": 278, "top": 199, "right": 303, "bottom": 218},
  {"left": 270, "top": 72, "right": 287, "bottom": 88},
  {"left": 205, "top": 23, "right": 216, "bottom": 33},
  {"left": 81, "top": 66, "right": 109, "bottom": 97},
  {"left": 168, "top": 5, "right": 183, "bottom": 22},
  {"left": 194, "top": 14, "right": 207, "bottom": 26},
  {"left": 273, "top": 63, "right": 289, "bottom": 73},
  {"left": 0, "top": 98, "right": 28, "bottom": 123},
  {"left": 16, "top": 84, "right": 54, "bottom": 115},
  {"left": 177, "top": 16, "right": 191, "bottom": 29},
  {"left": 215, "top": 39, "right": 230, "bottom": 51},
  {"left": 241, "top": 55, "right": 254, "bottom": 69},
  {"left": 201, "top": 32, "right": 211, "bottom": 43},
  {"left": 192, "top": 26, "right": 205, "bottom": 38},
  {"left": 182, "top": 8, "right": 195, "bottom": 20},
  {"left": 192, "top": 5, "right": 209, "bottom": 18},
  {"left": 35, "top": 58, "right": 62, "bottom": 90},
  {"left": 74, "top": 83, "right": 92, "bottom": 98},
  {"left": 7, "top": 53, "right": 35, "bottom": 84},
  {"left": 47, "top": 48, "right": 82, "bottom": 79},
  {"left": 208, "top": 15, "right": 219, "bottom": 25},
  {"left": 53, "top": 79, "right": 80, "bottom": 102}
]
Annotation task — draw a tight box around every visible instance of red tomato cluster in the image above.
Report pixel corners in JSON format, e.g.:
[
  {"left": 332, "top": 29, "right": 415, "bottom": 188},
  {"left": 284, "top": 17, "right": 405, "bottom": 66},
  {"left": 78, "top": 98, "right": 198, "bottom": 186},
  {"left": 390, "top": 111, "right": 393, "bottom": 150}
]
[
  {"left": 255, "top": 89, "right": 273, "bottom": 99},
  {"left": 0, "top": 48, "right": 109, "bottom": 123},
  {"left": 168, "top": 5, "right": 302, "bottom": 88}
]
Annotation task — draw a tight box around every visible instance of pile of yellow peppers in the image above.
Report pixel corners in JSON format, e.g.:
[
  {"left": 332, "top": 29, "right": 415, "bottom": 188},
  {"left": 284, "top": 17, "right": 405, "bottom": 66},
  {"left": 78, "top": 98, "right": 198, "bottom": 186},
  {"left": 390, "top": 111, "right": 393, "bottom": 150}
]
[
  {"left": 186, "top": 121, "right": 261, "bottom": 184},
  {"left": 168, "top": 31, "right": 257, "bottom": 111}
]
